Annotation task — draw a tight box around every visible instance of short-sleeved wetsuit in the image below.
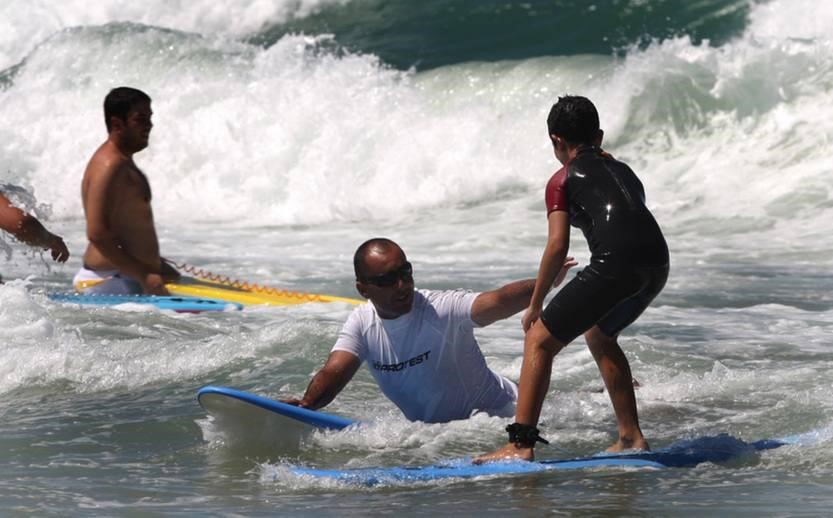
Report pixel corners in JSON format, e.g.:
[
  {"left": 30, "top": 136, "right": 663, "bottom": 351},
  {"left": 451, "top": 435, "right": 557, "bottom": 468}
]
[{"left": 541, "top": 146, "right": 669, "bottom": 343}]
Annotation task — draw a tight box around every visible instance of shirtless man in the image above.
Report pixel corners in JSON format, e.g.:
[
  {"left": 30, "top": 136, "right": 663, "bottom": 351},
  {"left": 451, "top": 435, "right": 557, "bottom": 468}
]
[{"left": 74, "top": 87, "right": 178, "bottom": 295}]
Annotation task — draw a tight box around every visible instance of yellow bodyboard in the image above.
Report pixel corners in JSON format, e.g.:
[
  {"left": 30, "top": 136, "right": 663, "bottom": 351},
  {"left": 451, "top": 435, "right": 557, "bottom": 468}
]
[{"left": 165, "top": 277, "right": 363, "bottom": 307}]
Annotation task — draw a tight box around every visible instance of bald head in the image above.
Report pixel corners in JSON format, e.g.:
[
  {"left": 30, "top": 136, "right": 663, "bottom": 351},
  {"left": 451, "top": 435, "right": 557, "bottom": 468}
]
[{"left": 353, "top": 238, "right": 403, "bottom": 280}]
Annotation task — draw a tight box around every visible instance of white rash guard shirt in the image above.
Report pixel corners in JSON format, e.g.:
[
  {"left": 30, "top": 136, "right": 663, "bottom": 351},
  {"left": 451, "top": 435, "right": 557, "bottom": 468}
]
[{"left": 332, "top": 289, "right": 517, "bottom": 423}]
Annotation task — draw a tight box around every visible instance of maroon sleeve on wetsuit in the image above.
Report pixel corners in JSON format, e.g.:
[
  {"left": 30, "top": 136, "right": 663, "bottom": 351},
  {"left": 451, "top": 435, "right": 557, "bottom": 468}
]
[{"left": 544, "top": 167, "right": 568, "bottom": 214}]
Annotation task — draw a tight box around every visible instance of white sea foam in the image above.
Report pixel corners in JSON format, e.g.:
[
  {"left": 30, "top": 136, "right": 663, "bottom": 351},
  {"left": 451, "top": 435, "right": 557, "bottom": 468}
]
[
  {"left": 0, "top": 0, "right": 350, "bottom": 71},
  {"left": 0, "top": 281, "right": 323, "bottom": 394},
  {"left": 0, "top": 1, "right": 828, "bottom": 245}
]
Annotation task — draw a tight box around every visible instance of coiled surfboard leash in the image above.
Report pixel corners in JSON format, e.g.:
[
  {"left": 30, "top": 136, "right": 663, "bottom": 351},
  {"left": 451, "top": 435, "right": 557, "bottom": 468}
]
[{"left": 163, "top": 258, "right": 341, "bottom": 303}]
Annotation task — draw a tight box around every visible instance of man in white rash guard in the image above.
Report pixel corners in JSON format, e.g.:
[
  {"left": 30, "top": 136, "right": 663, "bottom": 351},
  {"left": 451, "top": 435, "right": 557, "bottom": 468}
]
[{"left": 284, "top": 237, "right": 576, "bottom": 423}]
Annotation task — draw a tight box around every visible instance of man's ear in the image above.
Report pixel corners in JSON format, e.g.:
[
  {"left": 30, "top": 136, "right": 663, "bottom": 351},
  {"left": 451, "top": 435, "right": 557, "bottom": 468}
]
[
  {"left": 594, "top": 129, "right": 604, "bottom": 147},
  {"left": 109, "top": 116, "right": 125, "bottom": 132},
  {"left": 355, "top": 281, "right": 370, "bottom": 299}
]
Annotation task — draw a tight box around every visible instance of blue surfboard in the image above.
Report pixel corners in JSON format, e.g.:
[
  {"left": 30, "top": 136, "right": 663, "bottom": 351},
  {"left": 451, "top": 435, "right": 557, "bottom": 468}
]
[
  {"left": 197, "top": 386, "right": 356, "bottom": 451},
  {"left": 290, "top": 434, "right": 792, "bottom": 485},
  {"left": 48, "top": 293, "right": 242, "bottom": 313}
]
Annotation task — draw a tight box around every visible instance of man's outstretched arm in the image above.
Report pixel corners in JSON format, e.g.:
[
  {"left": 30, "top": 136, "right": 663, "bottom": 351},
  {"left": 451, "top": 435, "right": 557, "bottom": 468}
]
[
  {"left": 0, "top": 193, "right": 70, "bottom": 262},
  {"left": 471, "top": 256, "right": 577, "bottom": 327},
  {"left": 283, "top": 351, "right": 361, "bottom": 410}
]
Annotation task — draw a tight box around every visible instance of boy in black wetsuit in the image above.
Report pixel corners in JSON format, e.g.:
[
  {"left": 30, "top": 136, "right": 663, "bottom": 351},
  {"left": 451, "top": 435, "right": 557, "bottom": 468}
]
[{"left": 476, "top": 96, "right": 669, "bottom": 462}]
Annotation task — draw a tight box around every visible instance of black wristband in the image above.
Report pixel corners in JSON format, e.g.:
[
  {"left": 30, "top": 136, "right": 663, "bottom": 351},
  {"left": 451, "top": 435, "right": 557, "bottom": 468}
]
[{"left": 506, "top": 422, "right": 549, "bottom": 448}]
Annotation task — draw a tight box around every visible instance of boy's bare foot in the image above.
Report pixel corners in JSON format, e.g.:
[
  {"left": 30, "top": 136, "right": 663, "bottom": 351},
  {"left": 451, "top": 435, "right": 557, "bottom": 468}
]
[
  {"left": 606, "top": 436, "right": 650, "bottom": 453},
  {"left": 473, "top": 443, "right": 535, "bottom": 464}
]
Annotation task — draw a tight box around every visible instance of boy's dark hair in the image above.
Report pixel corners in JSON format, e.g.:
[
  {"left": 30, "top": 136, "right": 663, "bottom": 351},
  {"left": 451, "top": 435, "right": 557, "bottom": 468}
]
[
  {"left": 546, "top": 95, "right": 600, "bottom": 145},
  {"left": 104, "top": 87, "right": 151, "bottom": 132}
]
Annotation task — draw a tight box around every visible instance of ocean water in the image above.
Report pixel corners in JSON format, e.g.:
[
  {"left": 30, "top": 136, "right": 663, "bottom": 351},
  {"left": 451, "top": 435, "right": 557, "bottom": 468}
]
[{"left": 1, "top": 0, "right": 832, "bottom": 514}]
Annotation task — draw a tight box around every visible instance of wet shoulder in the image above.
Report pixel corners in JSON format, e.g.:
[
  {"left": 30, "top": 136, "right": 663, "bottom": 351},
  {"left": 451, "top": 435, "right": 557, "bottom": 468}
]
[
  {"left": 421, "top": 288, "right": 475, "bottom": 320},
  {"left": 569, "top": 148, "right": 615, "bottom": 170},
  {"left": 421, "top": 288, "right": 457, "bottom": 307},
  {"left": 84, "top": 143, "right": 127, "bottom": 181}
]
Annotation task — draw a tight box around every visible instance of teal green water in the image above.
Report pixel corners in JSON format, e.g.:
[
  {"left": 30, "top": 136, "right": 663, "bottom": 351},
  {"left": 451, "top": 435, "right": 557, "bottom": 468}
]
[{"left": 251, "top": 0, "right": 752, "bottom": 70}]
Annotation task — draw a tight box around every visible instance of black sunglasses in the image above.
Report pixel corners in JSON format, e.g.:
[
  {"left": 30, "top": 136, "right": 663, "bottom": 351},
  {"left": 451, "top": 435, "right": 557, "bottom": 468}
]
[{"left": 360, "top": 261, "right": 413, "bottom": 287}]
